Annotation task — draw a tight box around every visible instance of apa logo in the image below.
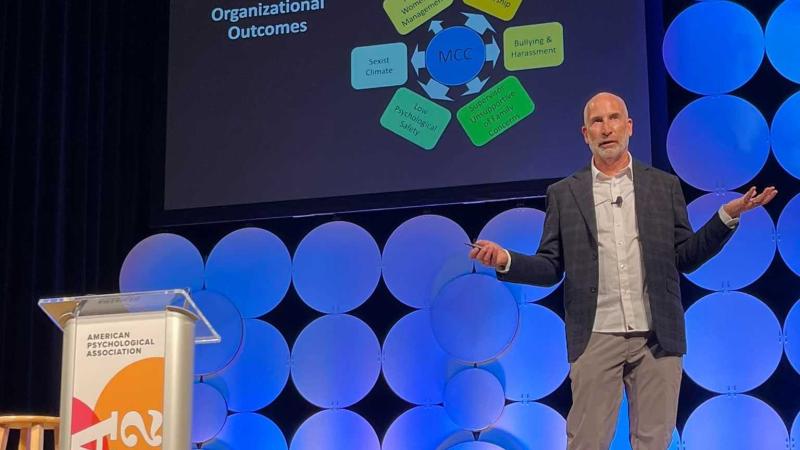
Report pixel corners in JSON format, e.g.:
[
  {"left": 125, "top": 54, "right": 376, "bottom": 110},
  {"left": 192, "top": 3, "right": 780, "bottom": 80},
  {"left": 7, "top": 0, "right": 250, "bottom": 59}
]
[
  {"left": 72, "top": 357, "right": 165, "bottom": 450},
  {"left": 71, "top": 405, "right": 162, "bottom": 450}
]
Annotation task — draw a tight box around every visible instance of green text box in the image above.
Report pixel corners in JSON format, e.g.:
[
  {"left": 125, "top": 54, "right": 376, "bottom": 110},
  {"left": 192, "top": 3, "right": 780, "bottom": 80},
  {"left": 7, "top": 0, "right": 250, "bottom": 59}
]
[
  {"left": 380, "top": 88, "right": 452, "bottom": 150},
  {"left": 463, "top": 0, "right": 523, "bottom": 21},
  {"left": 457, "top": 76, "right": 534, "bottom": 147},
  {"left": 383, "top": 0, "right": 453, "bottom": 35},
  {"left": 504, "top": 22, "right": 565, "bottom": 71}
]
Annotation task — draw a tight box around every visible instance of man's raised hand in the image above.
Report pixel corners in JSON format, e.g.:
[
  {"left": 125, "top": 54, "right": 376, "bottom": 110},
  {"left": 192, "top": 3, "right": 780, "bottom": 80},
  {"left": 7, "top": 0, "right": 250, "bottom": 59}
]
[{"left": 723, "top": 186, "right": 778, "bottom": 218}]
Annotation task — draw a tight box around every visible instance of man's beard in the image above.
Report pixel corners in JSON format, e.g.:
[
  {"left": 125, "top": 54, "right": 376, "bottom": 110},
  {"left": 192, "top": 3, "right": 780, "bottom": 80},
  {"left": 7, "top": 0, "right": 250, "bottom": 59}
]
[{"left": 594, "top": 138, "right": 629, "bottom": 162}]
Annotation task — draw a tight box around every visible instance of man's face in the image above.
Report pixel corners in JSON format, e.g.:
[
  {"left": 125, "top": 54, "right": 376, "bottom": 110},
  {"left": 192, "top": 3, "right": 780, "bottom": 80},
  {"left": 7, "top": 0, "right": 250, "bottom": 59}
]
[{"left": 581, "top": 95, "right": 633, "bottom": 163}]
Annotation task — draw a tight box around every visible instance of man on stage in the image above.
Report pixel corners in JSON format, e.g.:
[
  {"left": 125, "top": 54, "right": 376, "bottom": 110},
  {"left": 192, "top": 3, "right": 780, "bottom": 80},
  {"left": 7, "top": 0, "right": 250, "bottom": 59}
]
[{"left": 469, "top": 92, "right": 777, "bottom": 450}]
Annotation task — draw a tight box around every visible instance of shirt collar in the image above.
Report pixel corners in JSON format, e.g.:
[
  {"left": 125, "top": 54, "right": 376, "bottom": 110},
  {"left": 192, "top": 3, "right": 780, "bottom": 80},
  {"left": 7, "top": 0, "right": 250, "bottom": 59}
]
[{"left": 591, "top": 153, "right": 633, "bottom": 182}]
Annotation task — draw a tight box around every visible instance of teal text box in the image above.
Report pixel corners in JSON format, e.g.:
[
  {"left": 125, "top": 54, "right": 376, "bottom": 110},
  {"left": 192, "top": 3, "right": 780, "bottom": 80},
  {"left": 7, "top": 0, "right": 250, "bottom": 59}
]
[
  {"left": 380, "top": 88, "right": 451, "bottom": 150},
  {"left": 351, "top": 43, "right": 408, "bottom": 90}
]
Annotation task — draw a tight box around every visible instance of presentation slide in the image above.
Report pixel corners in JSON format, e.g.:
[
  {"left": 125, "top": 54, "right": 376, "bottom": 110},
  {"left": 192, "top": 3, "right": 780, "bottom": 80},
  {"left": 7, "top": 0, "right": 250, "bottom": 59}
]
[{"left": 164, "top": 0, "right": 653, "bottom": 212}]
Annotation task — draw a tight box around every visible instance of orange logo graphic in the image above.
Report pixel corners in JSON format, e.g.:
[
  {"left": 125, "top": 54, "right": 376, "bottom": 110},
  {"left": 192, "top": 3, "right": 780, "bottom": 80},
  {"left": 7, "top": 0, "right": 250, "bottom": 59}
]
[{"left": 72, "top": 357, "right": 165, "bottom": 450}]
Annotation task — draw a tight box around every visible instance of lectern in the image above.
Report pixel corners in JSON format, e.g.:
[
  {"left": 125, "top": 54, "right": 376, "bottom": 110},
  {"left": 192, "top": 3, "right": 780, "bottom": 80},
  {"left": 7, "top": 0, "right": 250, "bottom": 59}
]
[{"left": 39, "top": 289, "right": 220, "bottom": 450}]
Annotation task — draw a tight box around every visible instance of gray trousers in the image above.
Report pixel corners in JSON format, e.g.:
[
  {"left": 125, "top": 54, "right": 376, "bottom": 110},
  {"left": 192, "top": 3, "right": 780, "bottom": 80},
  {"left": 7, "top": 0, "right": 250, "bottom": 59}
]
[{"left": 566, "top": 332, "right": 682, "bottom": 450}]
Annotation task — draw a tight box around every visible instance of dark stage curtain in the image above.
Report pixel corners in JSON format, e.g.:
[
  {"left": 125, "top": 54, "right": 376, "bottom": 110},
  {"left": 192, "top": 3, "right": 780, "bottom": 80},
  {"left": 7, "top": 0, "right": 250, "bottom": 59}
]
[{"left": 0, "top": 0, "right": 166, "bottom": 413}]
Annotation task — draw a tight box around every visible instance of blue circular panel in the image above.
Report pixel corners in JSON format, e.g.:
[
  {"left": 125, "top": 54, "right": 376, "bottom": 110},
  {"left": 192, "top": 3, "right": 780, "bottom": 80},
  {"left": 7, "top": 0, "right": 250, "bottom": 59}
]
[
  {"left": 477, "top": 208, "right": 563, "bottom": 302},
  {"left": 667, "top": 96, "right": 770, "bottom": 192},
  {"left": 205, "top": 228, "right": 291, "bottom": 318},
  {"left": 683, "top": 395, "right": 787, "bottom": 450},
  {"left": 784, "top": 299, "right": 800, "bottom": 375},
  {"left": 778, "top": 193, "right": 800, "bottom": 276},
  {"left": 204, "top": 413, "right": 286, "bottom": 450},
  {"left": 426, "top": 26, "right": 486, "bottom": 86},
  {"left": 291, "top": 314, "right": 381, "bottom": 408},
  {"left": 771, "top": 91, "right": 800, "bottom": 180},
  {"left": 662, "top": 2, "right": 763, "bottom": 94},
  {"left": 487, "top": 303, "right": 568, "bottom": 401},
  {"left": 684, "top": 292, "right": 782, "bottom": 393},
  {"left": 443, "top": 368, "right": 505, "bottom": 431},
  {"left": 610, "top": 391, "right": 680, "bottom": 450},
  {"left": 766, "top": 1, "right": 800, "bottom": 83},
  {"left": 480, "top": 402, "right": 566, "bottom": 449},
  {"left": 430, "top": 274, "right": 518, "bottom": 363},
  {"left": 382, "top": 406, "right": 473, "bottom": 450},
  {"left": 193, "top": 290, "right": 243, "bottom": 376},
  {"left": 382, "top": 310, "right": 465, "bottom": 405},
  {"left": 205, "top": 319, "right": 289, "bottom": 411},
  {"left": 293, "top": 221, "right": 381, "bottom": 313},
  {"left": 449, "top": 443, "right": 503, "bottom": 450},
  {"left": 383, "top": 215, "right": 473, "bottom": 308},
  {"left": 290, "top": 409, "right": 379, "bottom": 450},
  {"left": 685, "top": 192, "right": 775, "bottom": 290},
  {"left": 119, "top": 233, "right": 204, "bottom": 293},
  {"left": 191, "top": 382, "right": 227, "bottom": 444}
]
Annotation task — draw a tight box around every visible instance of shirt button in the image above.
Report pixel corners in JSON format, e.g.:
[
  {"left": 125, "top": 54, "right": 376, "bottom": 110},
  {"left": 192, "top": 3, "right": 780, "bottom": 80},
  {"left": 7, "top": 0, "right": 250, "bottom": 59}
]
[
  {"left": 620, "top": 264, "right": 625, "bottom": 269},
  {"left": 617, "top": 241, "right": 623, "bottom": 246}
]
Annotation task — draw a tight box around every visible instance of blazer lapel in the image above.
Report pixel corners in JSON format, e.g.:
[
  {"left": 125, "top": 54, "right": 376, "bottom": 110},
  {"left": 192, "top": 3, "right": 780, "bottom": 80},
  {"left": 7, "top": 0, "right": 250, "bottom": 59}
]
[
  {"left": 568, "top": 164, "right": 598, "bottom": 243},
  {"left": 632, "top": 158, "right": 653, "bottom": 241}
]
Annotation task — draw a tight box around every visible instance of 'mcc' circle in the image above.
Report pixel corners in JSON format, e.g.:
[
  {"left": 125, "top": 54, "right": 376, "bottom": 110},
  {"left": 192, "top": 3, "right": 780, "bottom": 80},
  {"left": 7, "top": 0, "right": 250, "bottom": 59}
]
[{"left": 425, "top": 26, "right": 486, "bottom": 86}]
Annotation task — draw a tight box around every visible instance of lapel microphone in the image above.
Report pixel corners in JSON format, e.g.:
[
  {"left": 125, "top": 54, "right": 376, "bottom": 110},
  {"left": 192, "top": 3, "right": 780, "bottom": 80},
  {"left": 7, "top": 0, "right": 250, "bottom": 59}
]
[{"left": 612, "top": 196, "right": 624, "bottom": 207}]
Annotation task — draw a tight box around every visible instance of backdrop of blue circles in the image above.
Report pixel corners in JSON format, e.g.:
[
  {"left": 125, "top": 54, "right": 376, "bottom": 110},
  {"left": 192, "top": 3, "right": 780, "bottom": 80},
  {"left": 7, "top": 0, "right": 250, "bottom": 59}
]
[{"left": 120, "top": 1, "right": 800, "bottom": 448}]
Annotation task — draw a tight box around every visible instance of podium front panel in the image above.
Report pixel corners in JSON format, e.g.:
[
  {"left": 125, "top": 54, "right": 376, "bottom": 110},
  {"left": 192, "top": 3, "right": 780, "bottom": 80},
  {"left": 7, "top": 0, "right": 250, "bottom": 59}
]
[{"left": 59, "top": 310, "right": 195, "bottom": 450}]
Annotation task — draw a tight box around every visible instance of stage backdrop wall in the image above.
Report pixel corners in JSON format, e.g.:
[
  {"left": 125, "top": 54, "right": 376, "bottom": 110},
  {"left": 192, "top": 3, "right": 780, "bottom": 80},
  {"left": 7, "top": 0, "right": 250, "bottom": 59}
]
[{"left": 2, "top": 1, "right": 799, "bottom": 449}]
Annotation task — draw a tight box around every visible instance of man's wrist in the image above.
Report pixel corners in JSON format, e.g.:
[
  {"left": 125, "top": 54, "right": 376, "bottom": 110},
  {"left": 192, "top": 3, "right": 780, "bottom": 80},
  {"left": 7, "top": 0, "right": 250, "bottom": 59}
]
[
  {"left": 723, "top": 203, "right": 740, "bottom": 219},
  {"left": 718, "top": 205, "right": 739, "bottom": 229},
  {"left": 496, "top": 249, "right": 512, "bottom": 273}
]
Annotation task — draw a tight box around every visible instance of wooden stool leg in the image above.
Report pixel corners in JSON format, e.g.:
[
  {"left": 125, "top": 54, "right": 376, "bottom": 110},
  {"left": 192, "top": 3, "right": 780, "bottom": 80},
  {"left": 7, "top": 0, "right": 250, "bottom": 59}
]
[
  {"left": 29, "top": 424, "right": 43, "bottom": 450},
  {"left": 0, "top": 426, "right": 9, "bottom": 449},
  {"left": 53, "top": 426, "right": 60, "bottom": 450},
  {"left": 17, "top": 428, "right": 29, "bottom": 450}
]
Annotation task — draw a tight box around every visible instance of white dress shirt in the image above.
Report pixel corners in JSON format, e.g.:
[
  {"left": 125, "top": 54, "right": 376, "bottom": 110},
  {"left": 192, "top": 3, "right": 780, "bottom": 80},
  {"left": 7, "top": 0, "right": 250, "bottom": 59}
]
[{"left": 591, "top": 155, "right": 649, "bottom": 332}]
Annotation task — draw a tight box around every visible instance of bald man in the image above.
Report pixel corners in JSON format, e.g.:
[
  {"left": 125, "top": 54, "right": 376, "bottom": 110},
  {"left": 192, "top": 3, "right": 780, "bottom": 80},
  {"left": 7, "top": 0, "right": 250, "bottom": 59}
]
[{"left": 470, "top": 93, "right": 777, "bottom": 449}]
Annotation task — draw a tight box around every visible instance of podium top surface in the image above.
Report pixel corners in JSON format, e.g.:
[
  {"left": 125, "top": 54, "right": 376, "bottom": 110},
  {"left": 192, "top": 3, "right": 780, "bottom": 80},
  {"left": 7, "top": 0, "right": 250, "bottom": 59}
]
[{"left": 38, "top": 289, "right": 221, "bottom": 344}]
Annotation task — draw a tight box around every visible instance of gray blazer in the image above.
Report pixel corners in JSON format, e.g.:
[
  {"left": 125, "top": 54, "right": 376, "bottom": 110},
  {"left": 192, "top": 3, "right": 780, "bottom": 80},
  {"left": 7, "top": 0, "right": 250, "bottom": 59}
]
[{"left": 499, "top": 159, "right": 735, "bottom": 362}]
